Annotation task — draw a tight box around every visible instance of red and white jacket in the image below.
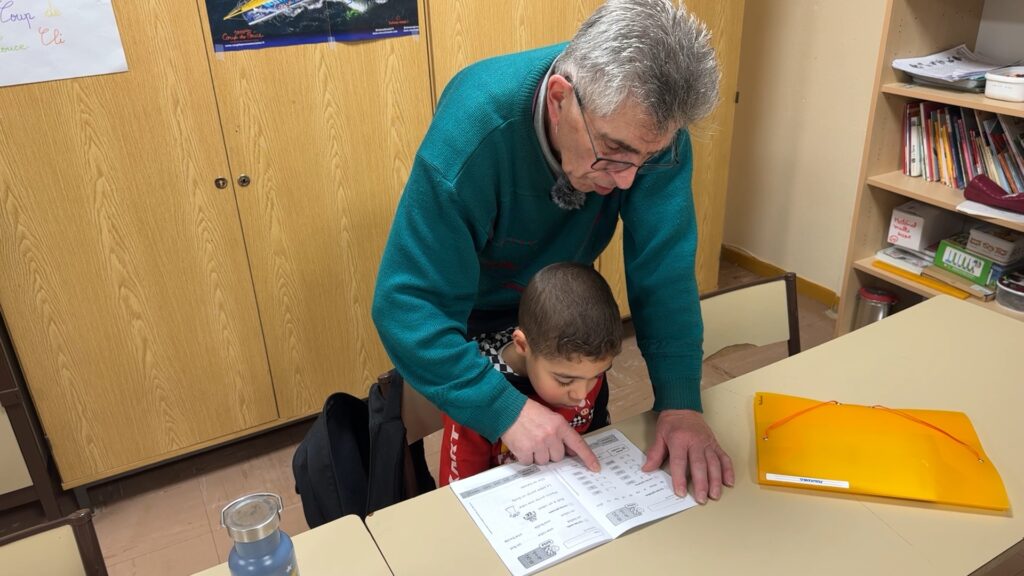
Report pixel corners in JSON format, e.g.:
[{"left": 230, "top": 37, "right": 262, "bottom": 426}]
[{"left": 439, "top": 328, "right": 607, "bottom": 487}]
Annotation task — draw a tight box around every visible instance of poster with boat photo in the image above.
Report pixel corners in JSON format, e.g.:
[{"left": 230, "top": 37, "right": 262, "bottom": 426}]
[{"left": 205, "top": 0, "right": 419, "bottom": 52}]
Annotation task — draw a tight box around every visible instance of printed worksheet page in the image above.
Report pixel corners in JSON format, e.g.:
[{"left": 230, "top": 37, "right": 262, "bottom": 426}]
[
  {"left": 550, "top": 429, "right": 697, "bottom": 537},
  {"left": 452, "top": 462, "right": 609, "bottom": 575},
  {"left": 451, "top": 429, "right": 697, "bottom": 575}
]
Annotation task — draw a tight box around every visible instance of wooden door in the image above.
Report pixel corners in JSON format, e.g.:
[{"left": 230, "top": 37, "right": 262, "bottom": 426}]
[
  {"left": 199, "top": 3, "right": 435, "bottom": 418},
  {"left": 427, "top": 1, "right": 605, "bottom": 100},
  {"left": 686, "top": 0, "right": 746, "bottom": 293},
  {"left": 0, "top": 1, "right": 277, "bottom": 487},
  {"left": 425, "top": 0, "right": 744, "bottom": 315}
]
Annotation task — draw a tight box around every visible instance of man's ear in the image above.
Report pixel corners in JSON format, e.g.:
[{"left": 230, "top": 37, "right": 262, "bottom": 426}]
[
  {"left": 546, "top": 74, "right": 573, "bottom": 125},
  {"left": 512, "top": 328, "right": 530, "bottom": 356}
]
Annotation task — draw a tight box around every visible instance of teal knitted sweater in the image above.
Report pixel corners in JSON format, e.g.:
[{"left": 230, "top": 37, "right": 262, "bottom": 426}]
[{"left": 372, "top": 43, "right": 703, "bottom": 442}]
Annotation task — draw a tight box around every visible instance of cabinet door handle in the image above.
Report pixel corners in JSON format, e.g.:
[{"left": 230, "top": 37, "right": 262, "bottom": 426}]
[
  {"left": 237, "top": 174, "right": 251, "bottom": 187},
  {"left": 214, "top": 177, "right": 228, "bottom": 189}
]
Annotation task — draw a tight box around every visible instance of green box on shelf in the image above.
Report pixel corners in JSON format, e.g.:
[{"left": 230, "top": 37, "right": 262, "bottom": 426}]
[
  {"left": 933, "top": 233, "right": 1024, "bottom": 286},
  {"left": 934, "top": 233, "right": 996, "bottom": 285}
]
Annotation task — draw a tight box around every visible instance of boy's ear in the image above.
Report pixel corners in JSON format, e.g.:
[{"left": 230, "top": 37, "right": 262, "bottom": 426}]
[{"left": 512, "top": 328, "right": 530, "bottom": 356}]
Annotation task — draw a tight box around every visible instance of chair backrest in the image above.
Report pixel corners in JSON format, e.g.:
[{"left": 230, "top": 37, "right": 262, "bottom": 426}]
[
  {"left": 0, "top": 509, "right": 107, "bottom": 576},
  {"left": 699, "top": 273, "right": 801, "bottom": 360},
  {"left": 399, "top": 376, "right": 443, "bottom": 444}
]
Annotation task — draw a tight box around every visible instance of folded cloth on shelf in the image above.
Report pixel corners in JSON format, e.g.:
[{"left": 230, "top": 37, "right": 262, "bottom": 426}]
[{"left": 965, "top": 175, "right": 1024, "bottom": 214}]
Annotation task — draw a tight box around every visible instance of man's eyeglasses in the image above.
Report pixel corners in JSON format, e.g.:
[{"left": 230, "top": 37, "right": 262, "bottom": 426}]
[{"left": 573, "top": 89, "right": 680, "bottom": 174}]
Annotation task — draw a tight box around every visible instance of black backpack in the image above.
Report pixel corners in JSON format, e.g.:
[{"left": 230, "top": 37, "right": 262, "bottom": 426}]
[{"left": 292, "top": 370, "right": 435, "bottom": 528}]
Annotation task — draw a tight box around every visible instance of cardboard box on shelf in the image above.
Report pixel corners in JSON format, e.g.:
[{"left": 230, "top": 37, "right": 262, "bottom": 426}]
[
  {"left": 967, "top": 224, "right": 1024, "bottom": 265},
  {"left": 887, "top": 201, "right": 963, "bottom": 253}
]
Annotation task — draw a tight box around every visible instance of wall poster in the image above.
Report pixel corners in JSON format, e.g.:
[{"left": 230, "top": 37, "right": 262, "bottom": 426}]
[{"left": 204, "top": 0, "right": 419, "bottom": 52}]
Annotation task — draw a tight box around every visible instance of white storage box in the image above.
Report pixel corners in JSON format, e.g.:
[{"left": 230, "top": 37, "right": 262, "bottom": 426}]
[
  {"left": 968, "top": 224, "right": 1024, "bottom": 265},
  {"left": 985, "top": 66, "right": 1024, "bottom": 103},
  {"left": 886, "top": 201, "right": 963, "bottom": 253}
]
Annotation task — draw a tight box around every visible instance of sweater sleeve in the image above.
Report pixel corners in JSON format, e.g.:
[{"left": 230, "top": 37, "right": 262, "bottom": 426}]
[
  {"left": 619, "top": 131, "right": 704, "bottom": 412},
  {"left": 372, "top": 156, "right": 526, "bottom": 442}
]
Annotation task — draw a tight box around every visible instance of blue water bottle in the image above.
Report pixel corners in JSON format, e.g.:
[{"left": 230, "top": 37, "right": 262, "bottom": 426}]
[{"left": 221, "top": 493, "right": 299, "bottom": 576}]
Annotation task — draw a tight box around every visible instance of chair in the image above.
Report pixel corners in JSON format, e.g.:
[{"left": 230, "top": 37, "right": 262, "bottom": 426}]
[
  {"left": 0, "top": 508, "right": 107, "bottom": 576},
  {"left": 699, "top": 272, "right": 801, "bottom": 359},
  {"left": 399, "top": 377, "right": 443, "bottom": 445},
  {"left": 379, "top": 372, "right": 442, "bottom": 499}
]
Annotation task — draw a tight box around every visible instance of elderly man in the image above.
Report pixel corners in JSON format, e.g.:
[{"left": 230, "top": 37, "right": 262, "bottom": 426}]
[{"left": 372, "top": 0, "right": 733, "bottom": 504}]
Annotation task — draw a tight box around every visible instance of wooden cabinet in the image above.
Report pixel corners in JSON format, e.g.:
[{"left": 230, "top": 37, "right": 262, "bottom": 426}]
[
  {"left": 0, "top": 0, "right": 278, "bottom": 487},
  {"left": 836, "top": 0, "right": 1024, "bottom": 334},
  {"left": 426, "top": 0, "right": 745, "bottom": 314},
  {"left": 0, "top": 0, "right": 432, "bottom": 487}
]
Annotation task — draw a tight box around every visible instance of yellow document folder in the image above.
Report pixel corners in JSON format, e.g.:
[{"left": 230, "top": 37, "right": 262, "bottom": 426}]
[{"left": 753, "top": 392, "right": 1009, "bottom": 511}]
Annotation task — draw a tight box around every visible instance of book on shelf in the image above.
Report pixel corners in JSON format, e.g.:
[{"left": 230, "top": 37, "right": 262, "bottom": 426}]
[
  {"left": 998, "top": 114, "right": 1024, "bottom": 192},
  {"left": 979, "top": 111, "right": 1023, "bottom": 194},
  {"left": 875, "top": 245, "right": 932, "bottom": 275},
  {"left": 910, "top": 111, "right": 922, "bottom": 177},
  {"left": 902, "top": 102, "right": 1024, "bottom": 197},
  {"left": 920, "top": 264, "right": 996, "bottom": 301},
  {"left": 920, "top": 101, "right": 943, "bottom": 182}
]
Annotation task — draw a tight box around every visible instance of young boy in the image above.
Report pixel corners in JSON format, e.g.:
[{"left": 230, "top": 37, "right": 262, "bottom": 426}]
[{"left": 439, "top": 262, "right": 623, "bottom": 486}]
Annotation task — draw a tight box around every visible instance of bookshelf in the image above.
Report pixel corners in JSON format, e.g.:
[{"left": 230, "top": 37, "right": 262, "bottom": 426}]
[{"left": 836, "top": 0, "right": 1024, "bottom": 333}]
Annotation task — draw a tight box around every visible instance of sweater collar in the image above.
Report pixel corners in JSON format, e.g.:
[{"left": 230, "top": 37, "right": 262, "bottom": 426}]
[{"left": 532, "top": 62, "right": 563, "bottom": 177}]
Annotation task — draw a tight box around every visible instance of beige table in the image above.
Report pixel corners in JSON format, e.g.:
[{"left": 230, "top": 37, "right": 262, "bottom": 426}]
[
  {"left": 193, "top": 514, "right": 391, "bottom": 575},
  {"left": 366, "top": 296, "right": 1023, "bottom": 575}
]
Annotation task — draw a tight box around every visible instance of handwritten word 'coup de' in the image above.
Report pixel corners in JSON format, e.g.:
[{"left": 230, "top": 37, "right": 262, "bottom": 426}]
[{"left": 0, "top": 0, "right": 64, "bottom": 47}]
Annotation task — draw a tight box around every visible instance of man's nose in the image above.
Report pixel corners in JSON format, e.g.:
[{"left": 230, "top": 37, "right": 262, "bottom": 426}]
[{"left": 610, "top": 166, "right": 639, "bottom": 190}]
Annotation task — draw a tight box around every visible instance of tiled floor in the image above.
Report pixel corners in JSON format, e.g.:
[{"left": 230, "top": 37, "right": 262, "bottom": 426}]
[{"left": 1, "top": 261, "right": 839, "bottom": 575}]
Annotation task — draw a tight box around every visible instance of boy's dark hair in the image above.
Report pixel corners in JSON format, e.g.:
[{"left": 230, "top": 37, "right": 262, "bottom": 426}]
[{"left": 518, "top": 262, "right": 623, "bottom": 360}]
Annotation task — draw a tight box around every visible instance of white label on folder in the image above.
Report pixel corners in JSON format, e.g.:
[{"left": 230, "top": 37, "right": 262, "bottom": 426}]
[{"left": 766, "top": 473, "right": 849, "bottom": 489}]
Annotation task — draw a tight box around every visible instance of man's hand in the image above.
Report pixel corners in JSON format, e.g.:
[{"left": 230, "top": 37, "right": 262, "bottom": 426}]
[
  {"left": 642, "top": 409, "right": 734, "bottom": 504},
  {"left": 501, "top": 398, "right": 601, "bottom": 471}
]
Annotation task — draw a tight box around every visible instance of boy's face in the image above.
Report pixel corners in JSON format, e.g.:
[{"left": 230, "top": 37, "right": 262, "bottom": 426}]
[{"left": 512, "top": 329, "right": 614, "bottom": 409}]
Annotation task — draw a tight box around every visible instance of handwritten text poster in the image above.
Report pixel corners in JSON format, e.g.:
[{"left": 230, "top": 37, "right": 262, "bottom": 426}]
[{"left": 0, "top": 0, "right": 127, "bottom": 88}]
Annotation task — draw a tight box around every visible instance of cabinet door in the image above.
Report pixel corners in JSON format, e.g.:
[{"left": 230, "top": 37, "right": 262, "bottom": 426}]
[
  {"left": 0, "top": 2, "right": 277, "bottom": 486},
  {"left": 199, "top": 3, "right": 434, "bottom": 417},
  {"left": 427, "top": 0, "right": 605, "bottom": 99}
]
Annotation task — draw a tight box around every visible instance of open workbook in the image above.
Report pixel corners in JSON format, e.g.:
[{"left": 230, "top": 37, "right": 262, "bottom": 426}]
[{"left": 450, "top": 429, "right": 697, "bottom": 575}]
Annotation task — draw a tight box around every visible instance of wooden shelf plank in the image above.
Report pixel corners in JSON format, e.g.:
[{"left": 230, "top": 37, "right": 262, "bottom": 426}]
[
  {"left": 881, "top": 82, "right": 1024, "bottom": 118},
  {"left": 866, "top": 171, "right": 1024, "bottom": 234},
  {"left": 853, "top": 257, "right": 1024, "bottom": 320}
]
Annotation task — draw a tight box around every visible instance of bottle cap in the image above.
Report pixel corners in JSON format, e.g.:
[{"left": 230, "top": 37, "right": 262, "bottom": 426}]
[
  {"left": 221, "top": 493, "right": 283, "bottom": 543},
  {"left": 858, "top": 287, "right": 897, "bottom": 304}
]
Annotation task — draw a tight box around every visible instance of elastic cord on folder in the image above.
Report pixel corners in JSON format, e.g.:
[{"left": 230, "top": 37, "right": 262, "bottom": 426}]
[
  {"left": 869, "top": 405, "right": 983, "bottom": 462},
  {"left": 762, "top": 400, "right": 837, "bottom": 440},
  {"left": 761, "top": 399, "right": 984, "bottom": 463}
]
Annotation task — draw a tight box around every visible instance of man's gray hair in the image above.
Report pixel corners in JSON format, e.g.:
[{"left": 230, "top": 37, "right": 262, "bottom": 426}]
[{"left": 554, "top": 0, "right": 719, "bottom": 133}]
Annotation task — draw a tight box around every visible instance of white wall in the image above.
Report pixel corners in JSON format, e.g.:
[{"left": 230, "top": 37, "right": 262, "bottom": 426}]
[
  {"left": 723, "top": 0, "right": 887, "bottom": 292},
  {"left": 976, "top": 0, "right": 1024, "bottom": 63}
]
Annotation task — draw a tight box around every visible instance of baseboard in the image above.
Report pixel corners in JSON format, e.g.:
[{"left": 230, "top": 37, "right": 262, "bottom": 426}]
[{"left": 721, "top": 246, "right": 840, "bottom": 310}]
